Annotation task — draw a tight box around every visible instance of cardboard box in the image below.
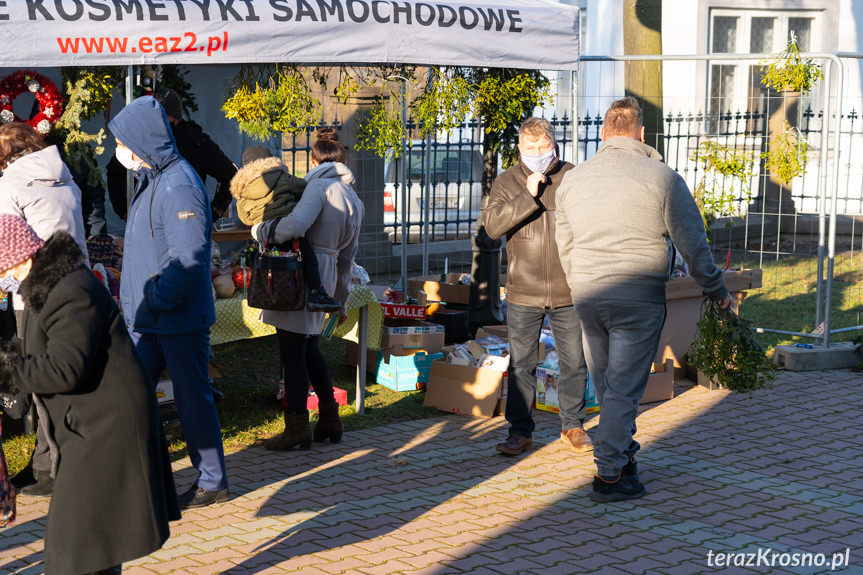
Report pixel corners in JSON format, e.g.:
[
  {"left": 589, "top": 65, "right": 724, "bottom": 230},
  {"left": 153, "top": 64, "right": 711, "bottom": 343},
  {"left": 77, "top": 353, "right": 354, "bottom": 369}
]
[
  {"left": 475, "top": 326, "right": 545, "bottom": 362},
  {"left": 640, "top": 359, "right": 675, "bottom": 404},
  {"left": 535, "top": 366, "right": 599, "bottom": 414},
  {"left": 345, "top": 341, "right": 435, "bottom": 375},
  {"left": 532, "top": 358, "right": 673, "bottom": 413},
  {"left": 656, "top": 270, "right": 760, "bottom": 376},
  {"left": 376, "top": 352, "right": 445, "bottom": 391},
  {"left": 381, "top": 320, "right": 446, "bottom": 352},
  {"left": 408, "top": 273, "right": 472, "bottom": 304},
  {"left": 426, "top": 307, "right": 470, "bottom": 343},
  {"left": 423, "top": 359, "right": 507, "bottom": 418}
]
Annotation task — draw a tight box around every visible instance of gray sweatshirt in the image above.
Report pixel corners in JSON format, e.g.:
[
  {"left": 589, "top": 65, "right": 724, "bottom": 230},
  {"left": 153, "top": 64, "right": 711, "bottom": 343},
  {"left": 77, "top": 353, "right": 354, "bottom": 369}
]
[{"left": 555, "top": 137, "right": 728, "bottom": 304}]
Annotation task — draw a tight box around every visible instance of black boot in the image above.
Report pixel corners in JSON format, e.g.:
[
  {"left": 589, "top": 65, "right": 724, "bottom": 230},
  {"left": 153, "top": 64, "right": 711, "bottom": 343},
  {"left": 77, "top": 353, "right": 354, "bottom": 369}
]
[
  {"left": 313, "top": 401, "right": 343, "bottom": 443},
  {"left": 263, "top": 412, "right": 312, "bottom": 451},
  {"left": 10, "top": 463, "right": 37, "bottom": 490},
  {"left": 307, "top": 289, "right": 341, "bottom": 313}
]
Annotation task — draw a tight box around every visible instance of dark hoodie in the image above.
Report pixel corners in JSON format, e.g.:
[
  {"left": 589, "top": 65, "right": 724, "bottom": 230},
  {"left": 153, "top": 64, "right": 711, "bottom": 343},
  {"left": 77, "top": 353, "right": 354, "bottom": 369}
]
[{"left": 108, "top": 96, "right": 215, "bottom": 334}]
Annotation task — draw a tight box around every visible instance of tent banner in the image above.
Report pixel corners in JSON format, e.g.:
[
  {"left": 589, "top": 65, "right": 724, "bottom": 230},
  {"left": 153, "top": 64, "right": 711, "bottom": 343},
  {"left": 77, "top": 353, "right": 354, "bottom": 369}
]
[{"left": 0, "top": 1, "right": 579, "bottom": 71}]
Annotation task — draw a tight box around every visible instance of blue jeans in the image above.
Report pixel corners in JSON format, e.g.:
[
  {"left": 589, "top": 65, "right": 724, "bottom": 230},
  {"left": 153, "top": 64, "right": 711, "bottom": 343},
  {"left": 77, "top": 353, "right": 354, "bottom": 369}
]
[
  {"left": 575, "top": 300, "right": 666, "bottom": 477},
  {"left": 505, "top": 302, "right": 588, "bottom": 438},
  {"left": 131, "top": 329, "right": 228, "bottom": 491}
]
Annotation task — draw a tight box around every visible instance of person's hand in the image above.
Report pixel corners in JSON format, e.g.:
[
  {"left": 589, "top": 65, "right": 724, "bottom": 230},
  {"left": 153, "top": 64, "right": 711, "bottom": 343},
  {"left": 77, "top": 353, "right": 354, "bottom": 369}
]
[
  {"left": 526, "top": 172, "right": 547, "bottom": 197},
  {"left": 336, "top": 311, "right": 348, "bottom": 326},
  {"left": 719, "top": 293, "right": 734, "bottom": 310}
]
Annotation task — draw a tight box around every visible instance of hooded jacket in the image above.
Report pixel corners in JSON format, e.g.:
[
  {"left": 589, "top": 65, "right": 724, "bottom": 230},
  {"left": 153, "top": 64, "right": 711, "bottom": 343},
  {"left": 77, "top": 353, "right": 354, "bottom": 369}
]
[
  {"left": 0, "top": 145, "right": 90, "bottom": 310},
  {"left": 481, "top": 158, "right": 575, "bottom": 309},
  {"left": 555, "top": 137, "right": 728, "bottom": 304},
  {"left": 108, "top": 96, "right": 215, "bottom": 334},
  {"left": 230, "top": 156, "right": 307, "bottom": 226},
  {"left": 252, "top": 162, "right": 364, "bottom": 335},
  {"left": 0, "top": 232, "right": 179, "bottom": 575}
]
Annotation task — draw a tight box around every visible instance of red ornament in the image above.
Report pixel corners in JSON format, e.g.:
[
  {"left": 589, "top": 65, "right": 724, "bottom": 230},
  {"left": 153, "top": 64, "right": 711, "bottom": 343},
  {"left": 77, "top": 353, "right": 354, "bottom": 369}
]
[
  {"left": 232, "top": 265, "right": 251, "bottom": 289},
  {"left": 0, "top": 70, "right": 64, "bottom": 134}
]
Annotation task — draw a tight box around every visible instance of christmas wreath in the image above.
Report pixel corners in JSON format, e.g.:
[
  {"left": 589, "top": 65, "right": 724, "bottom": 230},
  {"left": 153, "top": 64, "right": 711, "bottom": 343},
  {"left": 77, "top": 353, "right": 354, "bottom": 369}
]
[{"left": 0, "top": 70, "right": 64, "bottom": 134}]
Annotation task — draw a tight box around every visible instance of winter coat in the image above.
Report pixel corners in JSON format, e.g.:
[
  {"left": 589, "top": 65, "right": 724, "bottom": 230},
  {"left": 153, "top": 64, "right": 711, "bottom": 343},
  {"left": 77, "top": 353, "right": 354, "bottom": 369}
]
[
  {"left": 481, "top": 158, "right": 575, "bottom": 309},
  {"left": 230, "top": 156, "right": 307, "bottom": 226},
  {"left": 252, "top": 162, "right": 364, "bottom": 335},
  {"left": 108, "top": 96, "right": 215, "bottom": 335},
  {"left": 0, "top": 145, "right": 90, "bottom": 310},
  {"left": 0, "top": 232, "right": 180, "bottom": 575},
  {"left": 106, "top": 119, "right": 237, "bottom": 221},
  {"left": 172, "top": 119, "right": 238, "bottom": 218},
  {"left": 555, "top": 137, "right": 728, "bottom": 304}
]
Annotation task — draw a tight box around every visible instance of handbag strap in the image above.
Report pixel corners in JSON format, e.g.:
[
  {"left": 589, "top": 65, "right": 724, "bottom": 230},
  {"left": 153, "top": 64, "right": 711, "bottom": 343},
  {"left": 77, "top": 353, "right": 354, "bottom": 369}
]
[{"left": 262, "top": 218, "right": 302, "bottom": 259}]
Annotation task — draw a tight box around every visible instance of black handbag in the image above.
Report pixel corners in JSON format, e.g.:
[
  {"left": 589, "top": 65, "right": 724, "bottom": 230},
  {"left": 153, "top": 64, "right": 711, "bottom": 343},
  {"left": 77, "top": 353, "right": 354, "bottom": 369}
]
[{"left": 247, "top": 219, "right": 306, "bottom": 311}]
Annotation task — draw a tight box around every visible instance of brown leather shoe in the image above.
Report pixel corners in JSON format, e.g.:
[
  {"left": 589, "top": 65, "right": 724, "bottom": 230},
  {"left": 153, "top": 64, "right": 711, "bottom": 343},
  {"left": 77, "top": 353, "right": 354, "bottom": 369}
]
[
  {"left": 496, "top": 433, "right": 534, "bottom": 455},
  {"left": 561, "top": 428, "right": 593, "bottom": 452}
]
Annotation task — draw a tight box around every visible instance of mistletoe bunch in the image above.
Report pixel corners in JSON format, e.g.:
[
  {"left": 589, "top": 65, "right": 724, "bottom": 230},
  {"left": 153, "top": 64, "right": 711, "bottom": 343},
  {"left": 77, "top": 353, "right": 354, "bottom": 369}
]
[{"left": 688, "top": 298, "right": 777, "bottom": 395}]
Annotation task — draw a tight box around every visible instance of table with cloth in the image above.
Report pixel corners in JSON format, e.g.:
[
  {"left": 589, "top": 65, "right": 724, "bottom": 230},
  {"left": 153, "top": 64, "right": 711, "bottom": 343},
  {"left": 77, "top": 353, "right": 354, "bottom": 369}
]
[{"left": 209, "top": 286, "right": 383, "bottom": 413}]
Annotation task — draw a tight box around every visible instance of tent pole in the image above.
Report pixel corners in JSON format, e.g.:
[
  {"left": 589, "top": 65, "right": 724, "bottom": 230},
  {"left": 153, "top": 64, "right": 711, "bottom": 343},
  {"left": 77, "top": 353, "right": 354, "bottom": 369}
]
[
  {"left": 422, "top": 68, "right": 433, "bottom": 277},
  {"left": 125, "top": 65, "right": 134, "bottom": 208},
  {"left": 400, "top": 78, "right": 408, "bottom": 293},
  {"left": 572, "top": 69, "right": 579, "bottom": 165}
]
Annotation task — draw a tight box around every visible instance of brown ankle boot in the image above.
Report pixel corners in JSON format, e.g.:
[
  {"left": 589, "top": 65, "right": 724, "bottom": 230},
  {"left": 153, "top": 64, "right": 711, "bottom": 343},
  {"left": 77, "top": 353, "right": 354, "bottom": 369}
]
[
  {"left": 263, "top": 412, "right": 312, "bottom": 451},
  {"left": 313, "top": 401, "right": 343, "bottom": 443}
]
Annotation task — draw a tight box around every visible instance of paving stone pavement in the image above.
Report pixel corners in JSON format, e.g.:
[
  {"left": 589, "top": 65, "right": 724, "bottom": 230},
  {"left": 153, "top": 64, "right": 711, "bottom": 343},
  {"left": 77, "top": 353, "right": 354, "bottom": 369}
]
[{"left": 2, "top": 370, "right": 863, "bottom": 575}]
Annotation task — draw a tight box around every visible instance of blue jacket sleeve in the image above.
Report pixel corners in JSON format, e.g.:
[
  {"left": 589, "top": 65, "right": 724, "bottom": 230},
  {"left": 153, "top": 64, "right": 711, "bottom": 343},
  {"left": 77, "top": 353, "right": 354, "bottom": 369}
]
[{"left": 146, "top": 183, "right": 211, "bottom": 314}]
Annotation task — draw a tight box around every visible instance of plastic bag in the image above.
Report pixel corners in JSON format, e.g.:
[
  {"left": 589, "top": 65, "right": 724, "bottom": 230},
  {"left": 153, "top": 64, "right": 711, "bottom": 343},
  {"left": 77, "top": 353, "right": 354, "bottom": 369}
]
[
  {"left": 351, "top": 263, "right": 370, "bottom": 286},
  {"left": 542, "top": 350, "right": 559, "bottom": 370}
]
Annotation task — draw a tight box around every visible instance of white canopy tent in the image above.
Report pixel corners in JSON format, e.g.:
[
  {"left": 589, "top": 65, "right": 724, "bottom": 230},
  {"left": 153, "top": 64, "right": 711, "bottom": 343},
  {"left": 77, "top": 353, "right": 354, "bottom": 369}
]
[
  {"left": 1, "top": 0, "right": 580, "bottom": 414},
  {"left": 0, "top": 0, "right": 579, "bottom": 70}
]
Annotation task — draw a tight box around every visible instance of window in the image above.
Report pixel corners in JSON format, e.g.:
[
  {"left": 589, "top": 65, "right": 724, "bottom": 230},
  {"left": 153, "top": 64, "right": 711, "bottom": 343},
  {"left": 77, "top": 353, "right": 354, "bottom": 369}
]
[{"left": 707, "top": 9, "right": 819, "bottom": 132}]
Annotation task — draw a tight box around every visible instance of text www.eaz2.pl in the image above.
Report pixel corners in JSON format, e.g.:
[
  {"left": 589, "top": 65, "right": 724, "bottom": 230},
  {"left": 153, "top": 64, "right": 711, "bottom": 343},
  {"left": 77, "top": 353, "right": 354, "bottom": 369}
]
[{"left": 56, "top": 32, "right": 229, "bottom": 56}]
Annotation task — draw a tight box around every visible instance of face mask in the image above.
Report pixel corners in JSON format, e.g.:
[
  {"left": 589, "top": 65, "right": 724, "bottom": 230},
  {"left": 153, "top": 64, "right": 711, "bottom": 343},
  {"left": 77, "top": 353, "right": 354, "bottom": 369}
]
[
  {"left": 0, "top": 273, "right": 21, "bottom": 294},
  {"left": 115, "top": 146, "right": 145, "bottom": 171},
  {"left": 521, "top": 148, "right": 557, "bottom": 174}
]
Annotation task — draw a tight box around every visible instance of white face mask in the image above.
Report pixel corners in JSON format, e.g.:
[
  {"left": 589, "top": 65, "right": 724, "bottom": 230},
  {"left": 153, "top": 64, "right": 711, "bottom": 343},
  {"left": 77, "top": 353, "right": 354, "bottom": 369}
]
[
  {"left": 0, "top": 273, "right": 21, "bottom": 294},
  {"left": 521, "top": 148, "right": 557, "bottom": 174},
  {"left": 115, "top": 146, "right": 145, "bottom": 171}
]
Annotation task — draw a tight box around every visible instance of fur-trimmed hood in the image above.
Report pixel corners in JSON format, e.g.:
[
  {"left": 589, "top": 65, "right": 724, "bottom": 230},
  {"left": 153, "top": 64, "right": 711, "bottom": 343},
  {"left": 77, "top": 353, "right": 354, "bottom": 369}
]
[
  {"left": 229, "top": 157, "right": 307, "bottom": 226},
  {"left": 18, "top": 231, "right": 86, "bottom": 312},
  {"left": 230, "top": 157, "right": 287, "bottom": 199}
]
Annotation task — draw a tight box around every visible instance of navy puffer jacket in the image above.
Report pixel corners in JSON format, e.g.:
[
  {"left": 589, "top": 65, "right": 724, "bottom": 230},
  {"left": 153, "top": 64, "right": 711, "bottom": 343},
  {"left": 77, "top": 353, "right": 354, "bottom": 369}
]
[{"left": 109, "top": 96, "right": 215, "bottom": 334}]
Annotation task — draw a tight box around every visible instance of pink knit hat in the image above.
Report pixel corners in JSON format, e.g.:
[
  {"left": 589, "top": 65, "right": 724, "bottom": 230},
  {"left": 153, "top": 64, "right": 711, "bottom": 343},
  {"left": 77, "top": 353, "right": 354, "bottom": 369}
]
[{"left": 0, "top": 214, "right": 44, "bottom": 272}]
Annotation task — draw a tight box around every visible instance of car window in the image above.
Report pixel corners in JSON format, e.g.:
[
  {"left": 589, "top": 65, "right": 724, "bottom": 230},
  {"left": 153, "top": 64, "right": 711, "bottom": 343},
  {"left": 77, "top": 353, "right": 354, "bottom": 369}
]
[{"left": 385, "top": 145, "right": 481, "bottom": 185}]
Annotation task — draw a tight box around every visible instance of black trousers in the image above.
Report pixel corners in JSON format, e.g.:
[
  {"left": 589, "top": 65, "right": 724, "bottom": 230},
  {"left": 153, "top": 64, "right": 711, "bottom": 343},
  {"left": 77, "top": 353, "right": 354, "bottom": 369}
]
[
  {"left": 297, "top": 236, "right": 322, "bottom": 291},
  {"left": 277, "top": 329, "right": 335, "bottom": 414}
]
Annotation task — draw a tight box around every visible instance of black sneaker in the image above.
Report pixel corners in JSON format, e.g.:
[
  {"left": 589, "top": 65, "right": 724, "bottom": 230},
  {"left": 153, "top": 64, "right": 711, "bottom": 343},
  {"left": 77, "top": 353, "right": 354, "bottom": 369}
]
[
  {"left": 622, "top": 457, "right": 639, "bottom": 483},
  {"left": 20, "top": 477, "right": 54, "bottom": 497},
  {"left": 590, "top": 473, "right": 645, "bottom": 503},
  {"left": 307, "top": 289, "right": 341, "bottom": 313},
  {"left": 177, "top": 485, "right": 229, "bottom": 510},
  {"left": 10, "top": 464, "right": 37, "bottom": 490}
]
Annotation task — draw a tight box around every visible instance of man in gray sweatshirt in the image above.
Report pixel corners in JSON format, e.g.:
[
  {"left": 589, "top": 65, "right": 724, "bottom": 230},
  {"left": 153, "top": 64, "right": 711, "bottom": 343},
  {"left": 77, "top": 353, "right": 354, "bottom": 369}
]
[{"left": 555, "top": 97, "right": 732, "bottom": 502}]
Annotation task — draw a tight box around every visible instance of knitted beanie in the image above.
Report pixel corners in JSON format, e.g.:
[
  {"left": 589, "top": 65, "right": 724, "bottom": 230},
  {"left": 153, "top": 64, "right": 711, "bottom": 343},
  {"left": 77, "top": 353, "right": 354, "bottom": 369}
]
[
  {"left": 0, "top": 214, "right": 44, "bottom": 272},
  {"left": 162, "top": 89, "right": 183, "bottom": 120},
  {"left": 241, "top": 145, "right": 272, "bottom": 166}
]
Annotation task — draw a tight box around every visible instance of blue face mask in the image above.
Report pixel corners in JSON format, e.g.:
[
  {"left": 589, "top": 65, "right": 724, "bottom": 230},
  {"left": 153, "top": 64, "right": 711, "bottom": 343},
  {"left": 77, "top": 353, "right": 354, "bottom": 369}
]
[
  {"left": 0, "top": 273, "right": 20, "bottom": 294},
  {"left": 521, "top": 148, "right": 557, "bottom": 173}
]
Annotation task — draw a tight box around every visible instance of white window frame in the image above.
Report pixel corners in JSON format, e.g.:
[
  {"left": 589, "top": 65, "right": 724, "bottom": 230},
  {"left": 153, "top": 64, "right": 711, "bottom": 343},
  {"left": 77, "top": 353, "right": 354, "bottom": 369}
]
[{"left": 707, "top": 8, "right": 822, "bottom": 117}]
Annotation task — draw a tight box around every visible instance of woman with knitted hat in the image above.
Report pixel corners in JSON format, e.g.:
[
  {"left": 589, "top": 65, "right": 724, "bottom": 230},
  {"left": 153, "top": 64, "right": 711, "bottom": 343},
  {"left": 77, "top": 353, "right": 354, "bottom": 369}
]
[{"left": 0, "top": 214, "right": 179, "bottom": 574}]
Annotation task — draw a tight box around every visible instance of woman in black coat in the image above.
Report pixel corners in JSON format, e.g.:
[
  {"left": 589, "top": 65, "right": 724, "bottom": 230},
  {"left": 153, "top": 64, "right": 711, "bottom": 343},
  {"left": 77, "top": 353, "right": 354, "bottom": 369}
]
[{"left": 0, "top": 214, "right": 180, "bottom": 575}]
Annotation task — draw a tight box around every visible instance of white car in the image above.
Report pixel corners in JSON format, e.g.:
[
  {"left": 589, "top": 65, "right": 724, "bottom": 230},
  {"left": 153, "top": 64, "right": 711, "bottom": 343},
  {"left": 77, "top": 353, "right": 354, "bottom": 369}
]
[{"left": 383, "top": 144, "right": 483, "bottom": 243}]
